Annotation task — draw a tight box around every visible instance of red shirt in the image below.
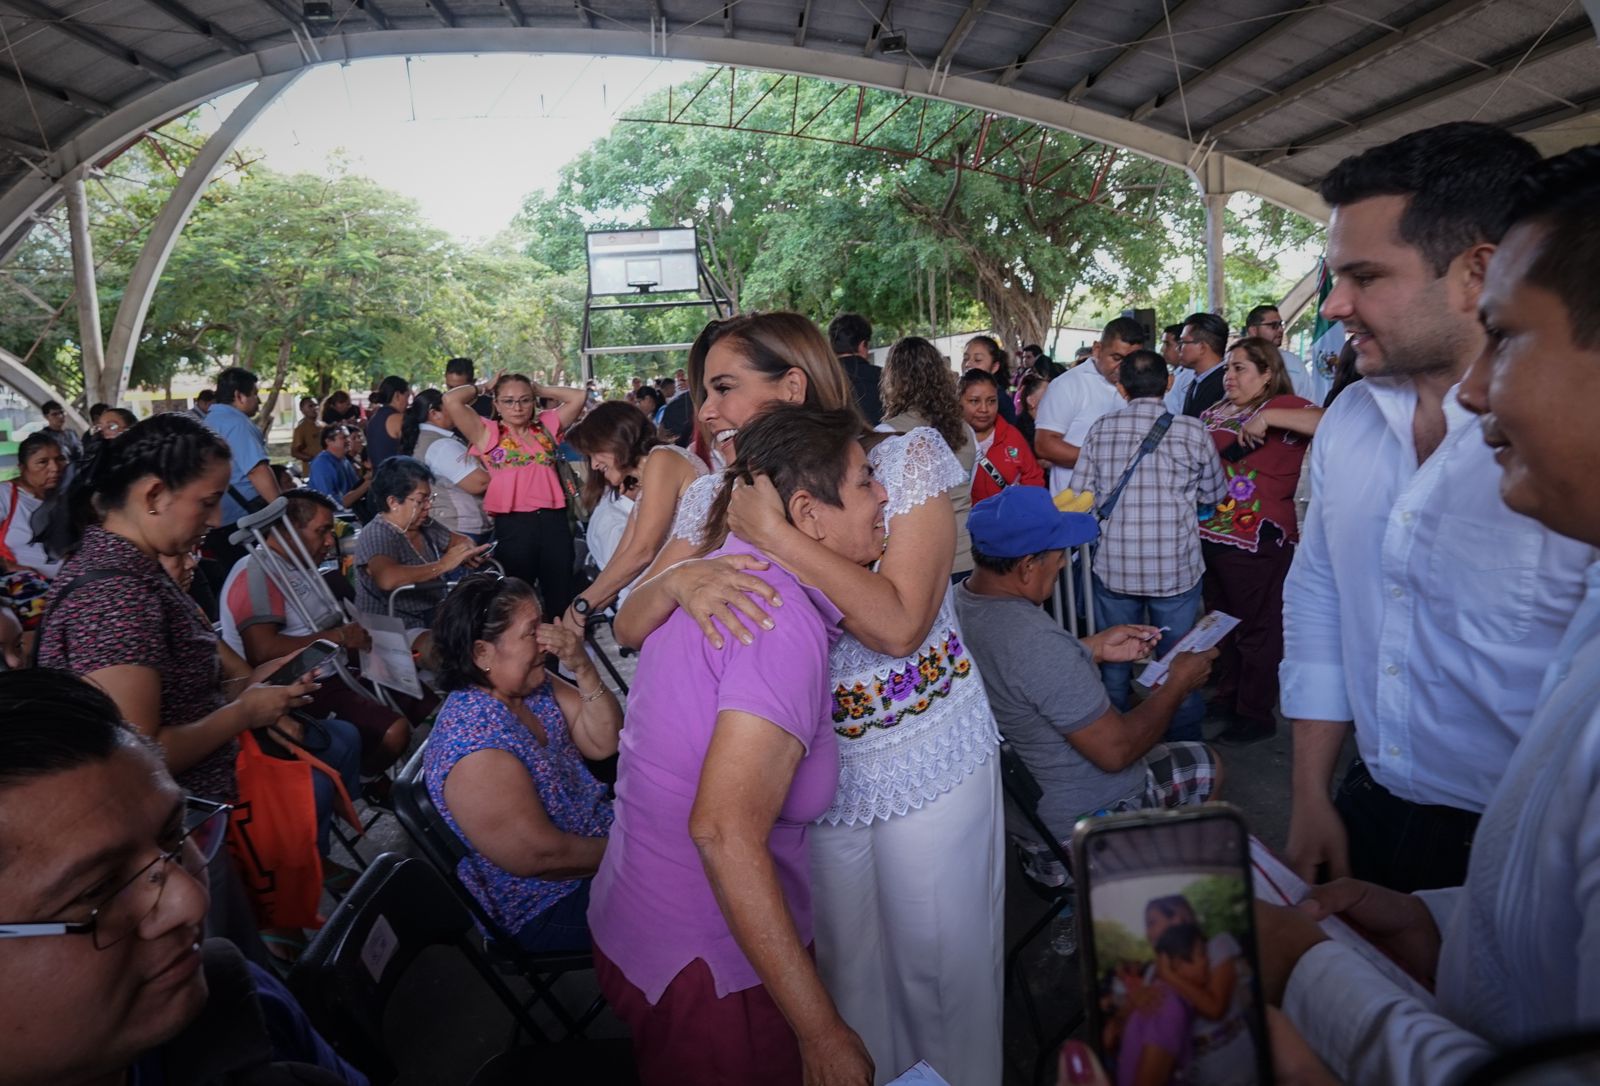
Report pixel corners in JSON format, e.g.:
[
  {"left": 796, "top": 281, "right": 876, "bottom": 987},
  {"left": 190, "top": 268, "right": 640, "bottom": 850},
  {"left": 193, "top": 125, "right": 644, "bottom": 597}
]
[
  {"left": 1199, "top": 393, "right": 1314, "bottom": 552},
  {"left": 971, "top": 416, "right": 1046, "bottom": 503}
]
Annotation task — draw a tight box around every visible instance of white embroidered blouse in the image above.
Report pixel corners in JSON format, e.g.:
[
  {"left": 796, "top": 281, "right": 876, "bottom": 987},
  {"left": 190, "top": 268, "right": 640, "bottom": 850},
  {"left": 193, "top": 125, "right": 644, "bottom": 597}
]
[{"left": 668, "top": 427, "right": 1000, "bottom": 825}]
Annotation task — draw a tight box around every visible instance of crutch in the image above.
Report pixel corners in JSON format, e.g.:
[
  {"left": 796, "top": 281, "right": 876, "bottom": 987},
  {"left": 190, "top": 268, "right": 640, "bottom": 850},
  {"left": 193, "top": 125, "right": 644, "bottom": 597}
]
[{"left": 231, "top": 499, "right": 398, "bottom": 712}]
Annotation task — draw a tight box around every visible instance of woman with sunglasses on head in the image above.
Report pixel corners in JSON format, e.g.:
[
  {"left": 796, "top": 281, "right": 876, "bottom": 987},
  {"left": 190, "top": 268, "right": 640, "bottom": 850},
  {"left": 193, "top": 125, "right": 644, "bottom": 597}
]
[{"left": 443, "top": 371, "right": 588, "bottom": 619}]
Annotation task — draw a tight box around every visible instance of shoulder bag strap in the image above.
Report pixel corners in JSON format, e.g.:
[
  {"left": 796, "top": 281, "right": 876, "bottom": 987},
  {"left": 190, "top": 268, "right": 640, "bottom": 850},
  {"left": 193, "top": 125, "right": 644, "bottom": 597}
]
[
  {"left": 30, "top": 568, "right": 135, "bottom": 667},
  {"left": 1096, "top": 413, "right": 1173, "bottom": 524},
  {"left": 978, "top": 455, "right": 1009, "bottom": 491},
  {"left": 537, "top": 419, "right": 590, "bottom": 527}
]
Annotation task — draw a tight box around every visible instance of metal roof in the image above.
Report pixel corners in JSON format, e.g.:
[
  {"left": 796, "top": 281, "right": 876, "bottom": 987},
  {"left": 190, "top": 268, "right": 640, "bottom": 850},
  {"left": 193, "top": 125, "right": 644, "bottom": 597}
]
[{"left": 1, "top": 0, "right": 1596, "bottom": 237}]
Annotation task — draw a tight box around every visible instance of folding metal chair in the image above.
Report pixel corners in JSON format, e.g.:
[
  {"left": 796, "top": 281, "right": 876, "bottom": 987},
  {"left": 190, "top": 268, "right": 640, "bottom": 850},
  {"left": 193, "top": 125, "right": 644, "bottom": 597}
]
[
  {"left": 998, "top": 740, "right": 1087, "bottom": 1086},
  {"left": 393, "top": 740, "right": 606, "bottom": 1041},
  {"left": 287, "top": 852, "right": 557, "bottom": 1084}
]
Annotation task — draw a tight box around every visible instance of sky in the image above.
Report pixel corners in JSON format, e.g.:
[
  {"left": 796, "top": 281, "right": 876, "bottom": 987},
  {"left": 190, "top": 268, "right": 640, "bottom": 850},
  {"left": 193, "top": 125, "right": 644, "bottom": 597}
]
[{"left": 205, "top": 54, "right": 706, "bottom": 243}]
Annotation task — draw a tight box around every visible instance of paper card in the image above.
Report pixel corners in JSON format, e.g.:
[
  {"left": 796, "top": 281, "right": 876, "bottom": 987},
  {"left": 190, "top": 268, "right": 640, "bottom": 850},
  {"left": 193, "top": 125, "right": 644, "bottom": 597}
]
[
  {"left": 360, "top": 914, "right": 398, "bottom": 984},
  {"left": 1249, "top": 837, "right": 1436, "bottom": 1007},
  {"left": 358, "top": 613, "right": 422, "bottom": 699},
  {"left": 886, "top": 1061, "right": 953, "bottom": 1086},
  {"left": 1137, "top": 610, "right": 1241, "bottom": 688}
]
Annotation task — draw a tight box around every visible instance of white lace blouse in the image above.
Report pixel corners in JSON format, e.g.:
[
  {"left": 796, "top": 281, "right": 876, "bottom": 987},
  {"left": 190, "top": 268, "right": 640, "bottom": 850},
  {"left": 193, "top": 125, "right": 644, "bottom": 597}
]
[{"left": 668, "top": 427, "right": 1000, "bottom": 825}]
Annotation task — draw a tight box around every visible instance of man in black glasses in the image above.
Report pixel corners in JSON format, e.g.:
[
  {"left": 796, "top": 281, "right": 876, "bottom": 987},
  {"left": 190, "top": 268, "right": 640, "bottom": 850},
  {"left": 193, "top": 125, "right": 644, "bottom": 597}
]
[
  {"left": 0, "top": 668, "right": 364, "bottom": 1086},
  {"left": 1244, "top": 302, "right": 1314, "bottom": 400}
]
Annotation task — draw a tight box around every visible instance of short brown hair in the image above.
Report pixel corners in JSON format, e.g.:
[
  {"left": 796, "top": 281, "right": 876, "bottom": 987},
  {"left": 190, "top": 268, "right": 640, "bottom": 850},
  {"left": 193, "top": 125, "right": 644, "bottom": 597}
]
[{"left": 700, "top": 405, "right": 865, "bottom": 555}]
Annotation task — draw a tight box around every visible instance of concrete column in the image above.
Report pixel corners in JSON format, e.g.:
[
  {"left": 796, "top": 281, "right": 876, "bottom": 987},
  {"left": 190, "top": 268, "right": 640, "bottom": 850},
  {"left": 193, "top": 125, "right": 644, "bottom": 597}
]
[
  {"left": 63, "top": 172, "right": 107, "bottom": 404},
  {"left": 1203, "top": 191, "right": 1229, "bottom": 316}
]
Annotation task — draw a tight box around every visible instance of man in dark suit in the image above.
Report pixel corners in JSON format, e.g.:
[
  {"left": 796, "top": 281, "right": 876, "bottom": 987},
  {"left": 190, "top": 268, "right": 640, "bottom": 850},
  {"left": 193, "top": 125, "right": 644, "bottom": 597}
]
[
  {"left": 828, "top": 312, "right": 884, "bottom": 426},
  {"left": 1177, "top": 312, "right": 1230, "bottom": 417}
]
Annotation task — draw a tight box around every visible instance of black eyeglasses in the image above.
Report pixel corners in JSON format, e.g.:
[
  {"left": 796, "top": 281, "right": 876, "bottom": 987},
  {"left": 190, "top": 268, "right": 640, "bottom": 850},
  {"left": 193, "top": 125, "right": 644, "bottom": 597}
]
[{"left": 0, "top": 797, "right": 231, "bottom": 950}]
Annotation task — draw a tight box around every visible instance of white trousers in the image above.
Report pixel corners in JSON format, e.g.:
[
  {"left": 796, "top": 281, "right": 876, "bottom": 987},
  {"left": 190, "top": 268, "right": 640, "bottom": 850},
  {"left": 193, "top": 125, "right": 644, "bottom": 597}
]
[{"left": 809, "top": 757, "right": 1005, "bottom": 1085}]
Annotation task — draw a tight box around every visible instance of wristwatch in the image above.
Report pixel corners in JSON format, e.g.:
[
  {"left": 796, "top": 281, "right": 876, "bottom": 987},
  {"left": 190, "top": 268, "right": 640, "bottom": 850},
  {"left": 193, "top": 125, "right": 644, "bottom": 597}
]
[{"left": 571, "top": 597, "right": 592, "bottom": 620}]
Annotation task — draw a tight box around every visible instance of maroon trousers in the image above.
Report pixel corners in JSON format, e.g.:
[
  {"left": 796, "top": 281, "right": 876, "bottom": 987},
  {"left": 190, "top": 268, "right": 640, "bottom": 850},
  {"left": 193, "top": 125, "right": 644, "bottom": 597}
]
[
  {"left": 593, "top": 943, "right": 803, "bottom": 1086},
  {"left": 1202, "top": 527, "right": 1296, "bottom": 726}
]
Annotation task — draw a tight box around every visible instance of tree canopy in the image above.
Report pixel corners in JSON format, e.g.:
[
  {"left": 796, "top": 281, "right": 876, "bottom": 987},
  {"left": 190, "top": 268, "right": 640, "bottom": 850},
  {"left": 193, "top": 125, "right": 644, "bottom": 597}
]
[{"left": 1, "top": 69, "right": 1322, "bottom": 412}]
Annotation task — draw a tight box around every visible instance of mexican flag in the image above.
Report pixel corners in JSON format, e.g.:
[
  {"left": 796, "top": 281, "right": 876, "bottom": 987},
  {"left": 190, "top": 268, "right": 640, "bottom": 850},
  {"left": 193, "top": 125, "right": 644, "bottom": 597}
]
[{"left": 1306, "top": 256, "right": 1343, "bottom": 402}]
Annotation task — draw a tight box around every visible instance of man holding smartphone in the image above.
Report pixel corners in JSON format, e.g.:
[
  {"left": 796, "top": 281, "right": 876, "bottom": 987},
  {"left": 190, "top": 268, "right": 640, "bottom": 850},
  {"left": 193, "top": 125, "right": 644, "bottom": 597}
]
[{"left": 1261, "top": 142, "right": 1600, "bottom": 1086}]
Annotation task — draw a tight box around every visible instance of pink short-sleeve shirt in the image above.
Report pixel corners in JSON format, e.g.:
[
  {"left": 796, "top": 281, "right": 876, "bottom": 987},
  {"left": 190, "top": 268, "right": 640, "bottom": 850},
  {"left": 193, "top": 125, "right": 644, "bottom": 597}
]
[
  {"left": 588, "top": 535, "right": 845, "bottom": 1002},
  {"left": 470, "top": 409, "right": 567, "bottom": 515}
]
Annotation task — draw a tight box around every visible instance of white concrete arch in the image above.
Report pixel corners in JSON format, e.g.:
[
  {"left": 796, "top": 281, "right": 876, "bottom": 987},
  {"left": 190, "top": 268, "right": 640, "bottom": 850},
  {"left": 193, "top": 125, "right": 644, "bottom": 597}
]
[
  {"left": 0, "top": 26, "right": 1333, "bottom": 412},
  {"left": 0, "top": 26, "right": 1329, "bottom": 260}
]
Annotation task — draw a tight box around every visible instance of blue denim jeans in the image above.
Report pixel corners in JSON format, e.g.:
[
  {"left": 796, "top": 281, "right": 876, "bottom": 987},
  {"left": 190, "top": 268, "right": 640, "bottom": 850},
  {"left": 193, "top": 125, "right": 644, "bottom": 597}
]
[
  {"left": 1092, "top": 577, "right": 1206, "bottom": 741},
  {"left": 305, "top": 716, "right": 364, "bottom": 856}
]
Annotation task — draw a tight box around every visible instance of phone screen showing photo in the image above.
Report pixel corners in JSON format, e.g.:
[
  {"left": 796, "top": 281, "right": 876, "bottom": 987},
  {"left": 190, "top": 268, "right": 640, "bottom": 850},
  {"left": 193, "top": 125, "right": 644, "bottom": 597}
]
[{"left": 1080, "top": 811, "right": 1270, "bottom": 1086}]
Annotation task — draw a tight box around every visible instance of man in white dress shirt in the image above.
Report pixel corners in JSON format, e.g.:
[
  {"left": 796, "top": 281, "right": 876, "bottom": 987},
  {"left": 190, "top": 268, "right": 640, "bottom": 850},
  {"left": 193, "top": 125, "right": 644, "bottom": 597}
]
[
  {"left": 1245, "top": 302, "right": 1314, "bottom": 400},
  {"left": 1282, "top": 122, "right": 1597, "bottom": 893},
  {"left": 1034, "top": 316, "right": 1147, "bottom": 494},
  {"left": 1260, "top": 139, "right": 1600, "bottom": 1086}
]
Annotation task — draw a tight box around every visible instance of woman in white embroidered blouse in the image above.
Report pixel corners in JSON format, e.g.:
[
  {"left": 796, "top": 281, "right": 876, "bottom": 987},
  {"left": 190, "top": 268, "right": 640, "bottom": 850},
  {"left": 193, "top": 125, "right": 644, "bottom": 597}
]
[{"left": 614, "top": 314, "right": 1005, "bottom": 1085}]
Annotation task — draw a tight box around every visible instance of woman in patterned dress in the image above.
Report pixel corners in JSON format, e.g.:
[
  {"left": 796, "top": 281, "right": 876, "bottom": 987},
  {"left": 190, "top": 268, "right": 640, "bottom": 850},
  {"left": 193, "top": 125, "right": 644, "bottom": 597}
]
[
  {"left": 615, "top": 313, "right": 1006, "bottom": 1085},
  {"left": 423, "top": 573, "right": 622, "bottom": 952},
  {"left": 1199, "top": 337, "right": 1323, "bottom": 744}
]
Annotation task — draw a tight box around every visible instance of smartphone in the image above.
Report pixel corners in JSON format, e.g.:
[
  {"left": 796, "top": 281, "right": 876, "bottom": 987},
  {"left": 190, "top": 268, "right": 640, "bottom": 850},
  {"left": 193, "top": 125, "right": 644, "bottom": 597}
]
[
  {"left": 1072, "top": 805, "right": 1273, "bottom": 1086},
  {"left": 263, "top": 639, "right": 341, "bottom": 687}
]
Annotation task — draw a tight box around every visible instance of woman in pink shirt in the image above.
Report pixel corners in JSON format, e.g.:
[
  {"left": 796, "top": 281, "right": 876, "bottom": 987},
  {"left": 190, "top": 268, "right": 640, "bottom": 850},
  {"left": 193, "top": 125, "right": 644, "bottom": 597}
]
[
  {"left": 443, "top": 372, "right": 587, "bottom": 617},
  {"left": 588, "top": 406, "right": 885, "bottom": 1086}
]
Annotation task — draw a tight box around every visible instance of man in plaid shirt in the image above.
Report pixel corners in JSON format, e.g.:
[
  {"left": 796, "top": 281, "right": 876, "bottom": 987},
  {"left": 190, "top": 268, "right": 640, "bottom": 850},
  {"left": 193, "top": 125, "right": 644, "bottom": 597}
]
[{"left": 1072, "top": 349, "right": 1227, "bottom": 741}]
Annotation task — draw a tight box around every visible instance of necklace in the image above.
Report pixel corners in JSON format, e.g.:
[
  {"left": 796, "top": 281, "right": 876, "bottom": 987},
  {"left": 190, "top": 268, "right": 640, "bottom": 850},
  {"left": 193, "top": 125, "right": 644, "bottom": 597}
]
[{"left": 375, "top": 515, "right": 440, "bottom": 565}]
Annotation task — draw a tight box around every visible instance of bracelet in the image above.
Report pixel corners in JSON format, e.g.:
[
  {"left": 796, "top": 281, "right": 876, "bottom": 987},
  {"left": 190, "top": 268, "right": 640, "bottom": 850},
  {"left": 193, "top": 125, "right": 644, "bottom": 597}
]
[{"left": 578, "top": 684, "right": 608, "bottom": 703}]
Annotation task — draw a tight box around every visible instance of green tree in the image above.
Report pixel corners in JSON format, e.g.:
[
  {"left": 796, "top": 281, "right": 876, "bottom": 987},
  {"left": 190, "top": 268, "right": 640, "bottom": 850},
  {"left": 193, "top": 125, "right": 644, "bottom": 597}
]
[
  {"left": 1182, "top": 875, "right": 1252, "bottom": 942},
  {"left": 148, "top": 168, "right": 452, "bottom": 422},
  {"left": 1093, "top": 918, "right": 1152, "bottom": 970}
]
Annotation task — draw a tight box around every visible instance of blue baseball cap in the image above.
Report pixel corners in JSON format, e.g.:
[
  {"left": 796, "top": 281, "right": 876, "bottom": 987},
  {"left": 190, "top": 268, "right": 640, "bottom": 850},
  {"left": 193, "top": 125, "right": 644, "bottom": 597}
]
[{"left": 968, "top": 486, "right": 1099, "bottom": 558}]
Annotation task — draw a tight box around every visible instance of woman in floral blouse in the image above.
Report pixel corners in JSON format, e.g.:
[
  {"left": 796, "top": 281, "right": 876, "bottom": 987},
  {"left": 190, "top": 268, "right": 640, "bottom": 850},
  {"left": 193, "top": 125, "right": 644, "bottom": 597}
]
[
  {"left": 1199, "top": 337, "right": 1323, "bottom": 743},
  {"left": 444, "top": 372, "right": 587, "bottom": 618}
]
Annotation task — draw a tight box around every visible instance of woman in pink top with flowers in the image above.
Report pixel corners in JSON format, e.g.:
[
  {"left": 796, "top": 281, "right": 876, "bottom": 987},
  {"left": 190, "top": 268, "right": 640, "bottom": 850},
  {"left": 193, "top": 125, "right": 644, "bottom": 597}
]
[
  {"left": 444, "top": 372, "right": 587, "bottom": 617},
  {"left": 588, "top": 406, "right": 884, "bottom": 1086}
]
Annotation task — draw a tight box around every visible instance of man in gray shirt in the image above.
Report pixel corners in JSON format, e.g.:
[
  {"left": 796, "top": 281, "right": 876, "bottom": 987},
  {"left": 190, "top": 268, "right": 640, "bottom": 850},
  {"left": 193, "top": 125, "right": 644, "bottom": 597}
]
[{"left": 953, "top": 486, "right": 1220, "bottom": 883}]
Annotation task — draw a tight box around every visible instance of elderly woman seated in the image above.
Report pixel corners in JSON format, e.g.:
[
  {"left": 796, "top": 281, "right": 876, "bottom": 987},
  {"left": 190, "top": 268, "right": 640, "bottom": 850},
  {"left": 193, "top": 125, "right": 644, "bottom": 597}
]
[
  {"left": 423, "top": 573, "right": 623, "bottom": 952},
  {"left": 588, "top": 405, "right": 882, "bottom": 1086},
  {"left": 353, "top": 456, "right": 490, "bottom": 656}
]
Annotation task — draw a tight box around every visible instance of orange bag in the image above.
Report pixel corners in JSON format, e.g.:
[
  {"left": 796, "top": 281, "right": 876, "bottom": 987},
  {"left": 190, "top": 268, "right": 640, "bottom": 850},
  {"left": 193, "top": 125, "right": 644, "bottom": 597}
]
[{"left": 226, "top": 728, "right": 360, "bottom": 930}]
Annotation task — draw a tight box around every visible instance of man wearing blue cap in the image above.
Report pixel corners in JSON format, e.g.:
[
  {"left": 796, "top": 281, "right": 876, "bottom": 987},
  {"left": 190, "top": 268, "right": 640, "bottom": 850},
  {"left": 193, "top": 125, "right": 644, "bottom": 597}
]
[{"left": 953, "top": 486, "right": 1221, "bottom": 882}]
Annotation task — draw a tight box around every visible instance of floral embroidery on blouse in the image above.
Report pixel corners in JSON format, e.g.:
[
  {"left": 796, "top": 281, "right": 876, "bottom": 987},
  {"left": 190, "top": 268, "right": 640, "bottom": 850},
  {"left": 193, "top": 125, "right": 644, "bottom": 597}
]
[
  {"left": 485, "top": 426, "right": 558, "bottom": 470},
  {"left": 831, "top": 629, "right": 976, "bottom": 738}
]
